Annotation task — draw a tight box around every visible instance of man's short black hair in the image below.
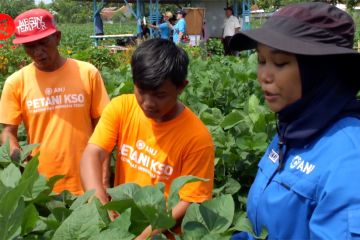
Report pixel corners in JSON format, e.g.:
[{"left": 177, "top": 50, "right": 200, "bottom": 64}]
[{"left": 131, "top": 38, "right": 189, "bottom": 90}]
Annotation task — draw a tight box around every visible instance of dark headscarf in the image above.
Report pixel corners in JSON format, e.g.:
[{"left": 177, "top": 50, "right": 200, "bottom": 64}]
[{"left": 276, "top": 54, "right": 360, "bottom": 168}]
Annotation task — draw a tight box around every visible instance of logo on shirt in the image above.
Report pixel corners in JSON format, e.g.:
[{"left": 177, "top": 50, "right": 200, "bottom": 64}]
[
  {"left": 26, "top": 87, "right": 85, "bottom": 113},
  {"left": 268, "top": 149, "right": 279, "bottom": 163},
  {"left": 289, "top": 155, "right": 315, "bottom": 175},
  {"left": 120, "top": 139, "right": 173, "bottom": 180},
  {"left": 136, "top": 140, "right": 146, "bottom": 150},
  {"left": 44, "top": 88, "right": 53, "bottom": 95}
]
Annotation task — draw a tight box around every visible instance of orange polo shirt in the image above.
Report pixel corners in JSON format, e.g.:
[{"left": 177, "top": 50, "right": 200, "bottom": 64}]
[{"left": 89, "top": 94, "right": 214, "bottom": 202}]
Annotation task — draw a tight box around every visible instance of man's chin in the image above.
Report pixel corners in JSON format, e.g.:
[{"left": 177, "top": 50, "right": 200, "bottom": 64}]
[{"left": 143, "top": 110, "right": 160, "bottom": 119}]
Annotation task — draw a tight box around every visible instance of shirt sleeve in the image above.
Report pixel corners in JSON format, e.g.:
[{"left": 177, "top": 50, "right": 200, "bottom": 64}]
[
  {"left": 179, "top": 20, "right": 186, "bottom": 33},
  {"left": 0, "top": 75, "right": 22, "bottom": 125},
  {"left": 90, "top": 69, "right": 110, "bottom": 119},
  {"left": 89, "top": 99, "right": 119, "bottom": 152},
  {"left": 309, "top": 150, "right": 360, "bottom": 239},
  {"left": 233, "top": 17, "right": 241, "bottom": 29},
  {"left": 179, "top": 142, "right": 214, "bottom": 203}
]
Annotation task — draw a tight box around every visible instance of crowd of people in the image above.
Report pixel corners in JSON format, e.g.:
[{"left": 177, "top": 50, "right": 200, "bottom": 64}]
[
  {"left": 1, "top": 2, "right": 360, "bottom": 239},
  {"left": 143, "top": 6, "right": 241, "bottom": 53},
  {"left": 139, "top": 9, "right": 187, "bottom": 45}
]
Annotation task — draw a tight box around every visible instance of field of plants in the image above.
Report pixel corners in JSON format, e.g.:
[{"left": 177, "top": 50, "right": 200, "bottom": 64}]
[{"left": 0, "top": 22, "right": 288, "bottom": 239}]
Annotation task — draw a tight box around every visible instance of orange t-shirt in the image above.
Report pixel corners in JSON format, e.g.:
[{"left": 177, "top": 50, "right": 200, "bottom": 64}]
[
  {"left": 0, "top": 59, "right": 109, "bottom": 195},
  {"left": 89, "top": 94, "right": 214, "bottom": 203}
]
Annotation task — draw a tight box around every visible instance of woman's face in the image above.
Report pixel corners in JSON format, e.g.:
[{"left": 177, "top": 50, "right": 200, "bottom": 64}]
[
  {"left": 257, "top": 43, "right": 302, "bottom": 112},
  {"left": 176, "top": 13, "right": 183, "bottom": 19}
]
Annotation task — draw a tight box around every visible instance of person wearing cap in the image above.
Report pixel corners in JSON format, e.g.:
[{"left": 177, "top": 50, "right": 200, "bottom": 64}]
[
  {"left": 222, "top": 6, "right": 241, "bottom": 55},
  {"left": 230, "top": 2, "right": 360, "bottom": 239},
  {"left": 169, "top": 9, "right": 187, "bottom": 44},
  {"left": 148, "top": 11, "right": 173, "bottom": 40},
  {"left": 0, "top": 9, "right": 110, "bottom": 195}
]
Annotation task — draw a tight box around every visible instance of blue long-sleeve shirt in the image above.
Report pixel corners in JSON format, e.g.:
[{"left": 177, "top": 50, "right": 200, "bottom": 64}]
[{"left": 233, "top": 117, "right": 360, "bottom": 239}]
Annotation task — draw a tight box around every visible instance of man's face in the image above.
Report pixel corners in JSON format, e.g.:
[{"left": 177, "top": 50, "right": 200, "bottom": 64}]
[
  {"left": 134, "top": 79, "right": 187, "bottom": 122},
  {"left": 225, "top": 9, "right": 232, "bottom": 17},
  {"left": 22, "top": 31, "right": 61, "bottom": 72}
]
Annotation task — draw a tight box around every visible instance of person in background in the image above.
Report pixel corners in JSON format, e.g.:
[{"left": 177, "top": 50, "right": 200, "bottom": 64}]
[
  {"left": 222, "top": 6, "right": 241, "bottom": 55},
  {"left": 148, "top": 11, "right": 173, "bottom": 40},
  {"left": 170, "top": 9, "right": 187, "bottom": 44},
  {"left": 80, "top": 39, "right": 214, "bottom": 239},
  {"left": 0, "top": 9, "right": 110, "bottom": 195},
  {"left": 230, "top": 2, "right": 360, "bottom": 239}
]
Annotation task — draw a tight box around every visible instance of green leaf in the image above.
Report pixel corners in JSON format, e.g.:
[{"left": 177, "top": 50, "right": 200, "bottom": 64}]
[
  {"left": 132, "top": 186, "right": 175, "bottom": 230},
  {"left": 19, "top": 156, "right": 39, "bottom": 185},
  {"left": 19, "top": 156, "right": 41, "bottom": 200},
  {"left": 34, "top": 175, "right": 64, "bottom": 204},
  {"left": 108, "top": 208, "right": 132, "bottom": 230},
  {"left": 91, "top": 209, "right": 135, "bottom": 240},
  {"left": 20, "top": 143, "right": 40, "bottom": 162},
  {"left": 103, "top": 183, "right": 140, "bottom": 213},
  {"left": 0, "top": 163, "right": 21, "bottom": 188},
  {"left": 248, "top": 95, "right": 260, "bottom": 113},
  {"left": 182, "top": 195, "right": 235, "bottom": 235},
  {"left": 93, "top": 197, "right": 111, "bottom": 227},
  {"left": 70, "top": 189, "right": 95, "bottom": 210},
  {"left": 231, "top": 212, "right": 268, "bottom": 239},
  {"left": 168, "top": 175, "right": 208, "bottom": 209},
  {"left": 107, "top": 182, "right": 141, "bottom": 200},
  {"left": 102, "top": 199, "right": 134, "bottom": 213},
  {"left": 89, "top": 228, "right": 135, "bottom": 240},
  {"left": 21, "top": 203, "right": 39, "bottom": 235},
  {"left": 220, "top": 111, "right": 243, "bottom": 130},
  {"left": 223, "top": 178, "right": 241, "bottom": 195},
  {"left": 182, "top": 204, "right": 208, "bottom": 238},
  {"left": 0, "top": 138, "right": 12, "bottom": 167},
  {"left": 213, "top": 178, "right": 241, "bottom": 196},
  {"left": 52, "top": 207, "right": 72, "bottom": 223},
  {"left": 0, "top": 193, "right": 26, "bottom": 240},
  {"left": 200, "top": 195, "right": 234, "bottom": 233},
  {"left": 52, "top": 202, "right": 102, "bottom": 240},
  {"left": 0, "top": 163, "right": 37, "bottom": 240}
]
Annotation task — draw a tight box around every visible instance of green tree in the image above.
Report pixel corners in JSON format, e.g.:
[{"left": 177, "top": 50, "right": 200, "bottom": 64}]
[
  {"left": 50, "top": 0, "right": 93, "bottom": 24},
  {"left": 0, "top": 0, "right": 35, "bottom": 18}
]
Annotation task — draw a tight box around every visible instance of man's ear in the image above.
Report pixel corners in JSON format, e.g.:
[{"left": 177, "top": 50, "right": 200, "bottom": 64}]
[
  {"left": 177, "top": 80, "right": 189, "bottom": 94},
  {"left": 54, "top": 31, "right": 62, "bottom": 46}
]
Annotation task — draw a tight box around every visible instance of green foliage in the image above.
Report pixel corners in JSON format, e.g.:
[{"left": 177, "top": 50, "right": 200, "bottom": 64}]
[
  {"left": 1, "top": 145, "right": 264, "bottom": 239},
  {"left": 181, "top": 54, "right": 275, "bottom": 209},
  {"left": 50, "top": 0, "right": 93, "bottom": 24},
  {"left": 0, "top": 0, "right": 35, "bottom": 18},
  {"left": 206, "top": 38, "right": 224, "bottom": 56}
]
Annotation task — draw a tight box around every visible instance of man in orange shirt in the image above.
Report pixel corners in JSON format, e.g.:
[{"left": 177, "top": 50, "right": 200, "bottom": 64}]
[
  {"left": 81, "top": 39, "right": 214, "bottom": 238},
  {"left": 0, "top": 9, "right": 109, "bottom": 195}
]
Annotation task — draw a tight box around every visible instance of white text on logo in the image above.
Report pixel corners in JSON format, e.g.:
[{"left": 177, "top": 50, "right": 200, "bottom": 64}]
[{"left": 289, "top": 155, "right": 315, "bottom": 175}]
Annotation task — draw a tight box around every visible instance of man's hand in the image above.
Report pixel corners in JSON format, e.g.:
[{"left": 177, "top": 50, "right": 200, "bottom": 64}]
[{"left": 1, "top": 124, "right": 21, "bottom": 161}]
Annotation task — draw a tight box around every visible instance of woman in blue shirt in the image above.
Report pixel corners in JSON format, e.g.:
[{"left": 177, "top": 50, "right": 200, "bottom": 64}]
[
  {"left": 230, "top": 2, "right": 360, "bottom": 239},
  {"left": 149, "top": 11, "right": 173, "bottom": 40},
  {"left": 171, "top": 9, "right": 187, "bottom": 44}
]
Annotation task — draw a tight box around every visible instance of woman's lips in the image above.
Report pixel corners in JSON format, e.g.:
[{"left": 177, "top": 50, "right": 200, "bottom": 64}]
[{"left": 264, "top": 91, "right": 279, "bottom": 102}]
